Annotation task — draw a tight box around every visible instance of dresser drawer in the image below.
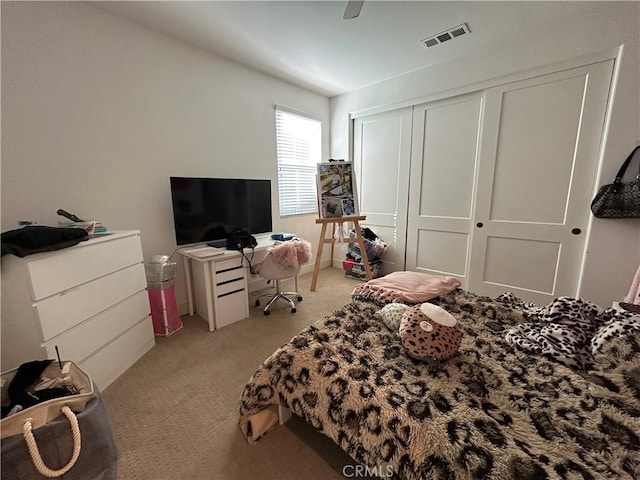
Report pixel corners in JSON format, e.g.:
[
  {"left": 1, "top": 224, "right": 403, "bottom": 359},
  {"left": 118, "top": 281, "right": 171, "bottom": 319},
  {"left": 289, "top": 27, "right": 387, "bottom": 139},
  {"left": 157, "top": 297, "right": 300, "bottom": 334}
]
[
  {"left": 36, "top": 263, "right": 147, "bottom": 341},
  {"left": 79, "top": 318, "right": 155, "bottom": 391},
  {"left": 27, "top": 234, "right": 143, "bottom": 301},
  {"left": 44, "top": 291, "right": 150, "bottom": 363}
]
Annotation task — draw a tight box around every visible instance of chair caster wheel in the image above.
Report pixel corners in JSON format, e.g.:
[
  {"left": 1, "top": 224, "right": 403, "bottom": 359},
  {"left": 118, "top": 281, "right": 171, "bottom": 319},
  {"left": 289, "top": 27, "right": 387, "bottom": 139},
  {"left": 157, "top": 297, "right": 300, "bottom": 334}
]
[
  {"left": 297, "top": 296, "right": 303, "bottom": 301},
  {"left": 291, "top": 308, "right": 297, "bottom": 313},
  {"left": 263, "top": 310, "right": 270, "bottom": 316},
  {"left": 255, "top": 300, "right": 260, "bottom": 307}
]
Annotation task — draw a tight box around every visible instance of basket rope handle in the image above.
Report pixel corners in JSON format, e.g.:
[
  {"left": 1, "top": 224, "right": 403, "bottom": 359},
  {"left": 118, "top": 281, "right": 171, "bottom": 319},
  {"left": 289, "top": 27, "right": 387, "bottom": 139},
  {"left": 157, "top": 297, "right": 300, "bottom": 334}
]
[{"left": 22, "top": 405, "right": 82, "bottom": 477}]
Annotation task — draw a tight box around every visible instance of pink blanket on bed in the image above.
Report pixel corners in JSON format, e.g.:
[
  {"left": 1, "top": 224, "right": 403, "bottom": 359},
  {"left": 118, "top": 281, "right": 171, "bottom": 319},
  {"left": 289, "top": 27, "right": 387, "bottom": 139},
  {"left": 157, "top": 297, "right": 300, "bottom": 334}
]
[{"left": 351, "top": 271, "right": 461, "bottom": 304}]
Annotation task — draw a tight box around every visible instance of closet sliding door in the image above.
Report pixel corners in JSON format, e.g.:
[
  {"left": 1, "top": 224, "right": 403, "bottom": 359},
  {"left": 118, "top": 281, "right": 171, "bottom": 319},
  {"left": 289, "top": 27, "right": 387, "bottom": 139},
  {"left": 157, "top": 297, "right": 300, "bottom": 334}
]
[
  {"left": 353, "top": 107, "right": 412, "bottom": 273},
  {"left": 468, "top": 60, "right": 614, "bottom": 305},
  {"left": 353, "top": 58, "right": 613, "bottom": 305},
  {"left": 404, "top": 94, "right": 483, "bottom": 287}
]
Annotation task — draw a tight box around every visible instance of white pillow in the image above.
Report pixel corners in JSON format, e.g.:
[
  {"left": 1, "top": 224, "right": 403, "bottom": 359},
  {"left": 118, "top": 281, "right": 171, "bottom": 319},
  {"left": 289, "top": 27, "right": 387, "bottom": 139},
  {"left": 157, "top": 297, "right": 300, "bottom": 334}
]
[{"left": 374, "top": 303, "right": 411, "bottom": 332}]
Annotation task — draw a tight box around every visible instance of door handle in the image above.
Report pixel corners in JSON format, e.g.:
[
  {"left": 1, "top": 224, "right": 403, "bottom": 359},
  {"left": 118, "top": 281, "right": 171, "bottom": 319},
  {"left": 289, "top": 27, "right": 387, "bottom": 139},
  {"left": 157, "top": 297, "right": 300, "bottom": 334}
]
[
  {"left": 571, "top": 228, "right": 581, "bottom": 235},
  {"left": 476, "top": 222, "right": 484, "bottom": 228}
]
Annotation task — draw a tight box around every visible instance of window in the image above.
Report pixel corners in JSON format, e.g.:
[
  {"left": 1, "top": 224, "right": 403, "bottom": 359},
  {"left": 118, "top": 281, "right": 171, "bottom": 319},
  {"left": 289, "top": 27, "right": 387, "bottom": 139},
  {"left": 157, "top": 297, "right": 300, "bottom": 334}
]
[{"left": 275, "top": 107, "right": 321, "bottom": 216}]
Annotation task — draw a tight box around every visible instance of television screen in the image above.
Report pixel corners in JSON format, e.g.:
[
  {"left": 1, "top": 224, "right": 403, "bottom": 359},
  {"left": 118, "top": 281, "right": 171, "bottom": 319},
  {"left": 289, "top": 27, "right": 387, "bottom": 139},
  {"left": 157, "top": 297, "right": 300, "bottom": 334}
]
[{"left": 169, "top": 177, "right": 273, "bottom": 246}]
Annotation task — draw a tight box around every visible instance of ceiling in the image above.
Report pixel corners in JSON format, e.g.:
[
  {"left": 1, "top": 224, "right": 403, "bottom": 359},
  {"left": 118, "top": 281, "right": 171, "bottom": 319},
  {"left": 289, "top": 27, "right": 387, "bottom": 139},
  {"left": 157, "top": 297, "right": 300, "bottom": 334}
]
[{"left": 94, "top": 1, "right": 614, "bottom": 98}]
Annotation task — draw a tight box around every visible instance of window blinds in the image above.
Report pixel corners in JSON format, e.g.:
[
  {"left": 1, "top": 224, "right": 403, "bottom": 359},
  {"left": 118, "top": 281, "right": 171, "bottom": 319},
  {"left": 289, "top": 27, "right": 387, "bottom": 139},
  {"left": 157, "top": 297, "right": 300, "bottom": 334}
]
[{"left": 275, "top": 107, "right": 321, "bottom": 216}]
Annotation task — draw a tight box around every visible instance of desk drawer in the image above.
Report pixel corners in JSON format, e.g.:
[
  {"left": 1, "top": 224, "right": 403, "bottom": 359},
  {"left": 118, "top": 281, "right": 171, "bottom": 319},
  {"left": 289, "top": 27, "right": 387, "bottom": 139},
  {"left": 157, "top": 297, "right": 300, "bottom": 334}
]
[
  {"left": 216, "top": 290, "right": 248, "bottom": 328},
  {"left": 216, "top": 267, "right": 244, "bottom": 285},
  {"left": 27, "top": 234, "right": 143, "bottom": 301},
  {"left": 215, "top": 257, "right": 242, "bottom": 273},
  {"left": 44, "top": 291, "right": 150, "bottom": 363},
  {"left": 217, "top": 279, "right": 245, "bottom": 297},
  {"left": 36, "top": 263, "right": 147, "bottom": 341}
]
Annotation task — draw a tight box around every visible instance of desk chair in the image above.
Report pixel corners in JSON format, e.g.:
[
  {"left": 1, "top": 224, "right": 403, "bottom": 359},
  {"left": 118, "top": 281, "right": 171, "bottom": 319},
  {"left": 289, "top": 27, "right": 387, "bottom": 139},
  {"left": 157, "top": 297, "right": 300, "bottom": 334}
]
[{"left": 254, "top": 239, "right": 311, "bottom": 315}]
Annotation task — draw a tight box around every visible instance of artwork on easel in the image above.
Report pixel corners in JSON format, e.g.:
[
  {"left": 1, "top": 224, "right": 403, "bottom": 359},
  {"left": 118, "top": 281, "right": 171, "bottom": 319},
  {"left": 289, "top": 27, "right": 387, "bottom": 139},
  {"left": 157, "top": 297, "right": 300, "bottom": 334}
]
[{"left": 317, "top": 161, "right": 359, "bottom": 218}]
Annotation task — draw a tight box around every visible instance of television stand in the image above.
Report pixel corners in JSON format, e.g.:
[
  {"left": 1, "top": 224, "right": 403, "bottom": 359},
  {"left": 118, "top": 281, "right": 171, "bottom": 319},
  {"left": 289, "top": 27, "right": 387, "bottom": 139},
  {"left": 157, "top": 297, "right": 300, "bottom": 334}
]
[{"left": 206, "top": 239, "right": 227, "bottom": 248}]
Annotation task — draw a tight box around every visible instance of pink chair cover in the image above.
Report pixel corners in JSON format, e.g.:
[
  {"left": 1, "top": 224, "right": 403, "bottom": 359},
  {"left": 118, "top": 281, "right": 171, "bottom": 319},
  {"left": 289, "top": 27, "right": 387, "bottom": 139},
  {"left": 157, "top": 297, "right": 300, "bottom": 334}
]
[
  {"left": 256, "top": 239, "right": 312, "bottom": 281},
  {"left": 257, "top": 253, "right": 300, "bottom": 281}
]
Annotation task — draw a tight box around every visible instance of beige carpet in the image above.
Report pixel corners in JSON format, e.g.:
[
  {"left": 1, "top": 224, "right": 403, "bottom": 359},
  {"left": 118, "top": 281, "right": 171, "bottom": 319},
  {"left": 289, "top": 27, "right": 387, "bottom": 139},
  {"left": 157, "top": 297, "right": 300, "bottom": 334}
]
[{"left": 102, "top": 267, "right": 367, "bottom": 480}]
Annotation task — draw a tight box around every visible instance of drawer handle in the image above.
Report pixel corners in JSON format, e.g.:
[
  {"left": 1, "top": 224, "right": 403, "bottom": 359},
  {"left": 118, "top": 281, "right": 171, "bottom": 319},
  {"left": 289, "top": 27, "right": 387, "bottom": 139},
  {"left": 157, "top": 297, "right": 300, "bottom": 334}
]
[
  {"left": 218, "top": 289, "right": 244, "bottom": 298},
  {"left": 60, "top": 287, "right": 80, "bottom": 296},
  {"left": 218, "top": 266, "right": 242, "bottom": 274}
]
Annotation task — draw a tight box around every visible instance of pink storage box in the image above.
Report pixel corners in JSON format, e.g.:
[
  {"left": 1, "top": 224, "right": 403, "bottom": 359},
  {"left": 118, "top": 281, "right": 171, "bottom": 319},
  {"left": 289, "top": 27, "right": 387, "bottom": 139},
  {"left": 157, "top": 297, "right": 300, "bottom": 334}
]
[{"left": 147, "top": 284, "right": 183, "bottom": 336}]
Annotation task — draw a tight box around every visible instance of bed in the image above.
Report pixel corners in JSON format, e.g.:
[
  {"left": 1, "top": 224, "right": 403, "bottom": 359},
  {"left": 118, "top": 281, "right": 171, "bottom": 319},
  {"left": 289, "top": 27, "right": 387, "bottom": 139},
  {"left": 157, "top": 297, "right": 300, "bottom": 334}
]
[{"left": 238, "top": 278, "right": 640, "bottom": 480}]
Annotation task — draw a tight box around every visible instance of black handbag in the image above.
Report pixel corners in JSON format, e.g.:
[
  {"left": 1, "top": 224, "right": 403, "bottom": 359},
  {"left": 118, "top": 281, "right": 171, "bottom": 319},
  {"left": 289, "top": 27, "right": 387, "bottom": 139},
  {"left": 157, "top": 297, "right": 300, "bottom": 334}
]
[{"left": 591, "top": 145, "right": 640, "bottom": 218}]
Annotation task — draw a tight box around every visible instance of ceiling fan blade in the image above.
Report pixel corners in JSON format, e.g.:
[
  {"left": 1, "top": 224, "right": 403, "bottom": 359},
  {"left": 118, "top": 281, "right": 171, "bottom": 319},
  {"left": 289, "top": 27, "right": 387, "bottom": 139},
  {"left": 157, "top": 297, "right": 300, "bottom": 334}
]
[{"left": 343, "top": 0, "right": 364, "bottom": 20}]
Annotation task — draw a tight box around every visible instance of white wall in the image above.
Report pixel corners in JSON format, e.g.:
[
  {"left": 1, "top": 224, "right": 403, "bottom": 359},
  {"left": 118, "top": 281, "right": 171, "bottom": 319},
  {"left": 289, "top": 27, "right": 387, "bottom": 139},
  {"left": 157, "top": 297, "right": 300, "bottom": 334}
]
[
  {"left": 330, "top": 2, "right": 640, "bottom": 308},
  {"left": 1, "top": 2, "right": 330, "bottom": 311}
]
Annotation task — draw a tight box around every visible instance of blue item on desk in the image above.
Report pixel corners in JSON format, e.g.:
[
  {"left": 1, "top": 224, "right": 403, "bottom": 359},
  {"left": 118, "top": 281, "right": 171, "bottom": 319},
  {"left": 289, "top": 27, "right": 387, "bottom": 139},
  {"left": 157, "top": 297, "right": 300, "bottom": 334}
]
[{"left": 271, "top": 233, "right": 295, "bottom": 241}]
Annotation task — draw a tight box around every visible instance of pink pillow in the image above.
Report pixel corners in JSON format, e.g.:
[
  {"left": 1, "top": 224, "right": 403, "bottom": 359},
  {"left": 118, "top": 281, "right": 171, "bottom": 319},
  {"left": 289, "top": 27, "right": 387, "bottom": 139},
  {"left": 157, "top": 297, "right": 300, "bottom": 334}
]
[{"left": 353, "top": 271, "right": 461, "bottom": 303}]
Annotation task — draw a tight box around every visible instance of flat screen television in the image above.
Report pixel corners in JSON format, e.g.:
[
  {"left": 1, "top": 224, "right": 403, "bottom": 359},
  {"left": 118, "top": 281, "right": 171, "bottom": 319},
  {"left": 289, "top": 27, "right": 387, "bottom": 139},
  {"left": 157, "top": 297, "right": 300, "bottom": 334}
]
[{"left": 169, "top": 177, "right": 273, "bottom": 246}]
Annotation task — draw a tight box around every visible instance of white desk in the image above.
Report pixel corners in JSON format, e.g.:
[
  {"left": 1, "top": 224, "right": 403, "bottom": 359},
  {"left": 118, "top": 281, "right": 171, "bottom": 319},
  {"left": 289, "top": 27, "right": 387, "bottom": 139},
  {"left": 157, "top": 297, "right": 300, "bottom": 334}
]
[{"left": 179, "top": 235, "right": 275, "bottom": 331}]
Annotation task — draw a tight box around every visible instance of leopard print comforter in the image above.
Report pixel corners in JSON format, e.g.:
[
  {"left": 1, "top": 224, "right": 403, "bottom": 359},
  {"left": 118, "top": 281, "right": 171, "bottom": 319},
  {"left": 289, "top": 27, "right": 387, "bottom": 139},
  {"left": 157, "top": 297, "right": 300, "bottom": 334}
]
[{"left": 238, "top": 290, "right": 640, "bottom": 480}]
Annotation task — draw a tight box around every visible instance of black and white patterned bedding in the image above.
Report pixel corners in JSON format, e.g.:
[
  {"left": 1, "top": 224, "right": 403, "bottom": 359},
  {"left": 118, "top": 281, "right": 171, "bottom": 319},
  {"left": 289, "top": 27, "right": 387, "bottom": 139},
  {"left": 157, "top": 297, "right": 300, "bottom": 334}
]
[
  {"left": 498, "top": 293, "right": 640, "bottom": 369},
  {"left": 238, "top": 289, "right": 640, "bottom": 480}
]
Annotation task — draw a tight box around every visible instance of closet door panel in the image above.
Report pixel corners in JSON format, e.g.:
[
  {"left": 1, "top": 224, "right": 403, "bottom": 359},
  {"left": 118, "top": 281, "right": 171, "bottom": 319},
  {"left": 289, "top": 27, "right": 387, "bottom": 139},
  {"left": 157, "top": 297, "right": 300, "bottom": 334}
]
[
  {"left": 469, "top": 60, "right": 614, "bottom": 304},
  {"left": 418, "top": 101, "right": 479, "bottom": 218},
  {"left": 353, "top": 107, "right": 412, "bottom": 272},
  {"left": 416, "top": 230, "right": 469, "bottom": 277},
  {"left": 490, "top": 75, "right": 585, "bottom": 223},
  {"left": 405, "top": 94, "right": 483, "bottom": 283},
  {"left": 483, "top": 237, "right": 560, "bottom": 293}
]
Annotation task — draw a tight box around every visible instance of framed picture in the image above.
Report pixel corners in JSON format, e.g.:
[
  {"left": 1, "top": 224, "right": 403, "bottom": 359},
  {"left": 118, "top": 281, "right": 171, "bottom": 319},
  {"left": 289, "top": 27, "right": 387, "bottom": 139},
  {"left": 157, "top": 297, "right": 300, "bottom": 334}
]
[{"left": 316, "top": 161, "right": 359, "bottom": 218}]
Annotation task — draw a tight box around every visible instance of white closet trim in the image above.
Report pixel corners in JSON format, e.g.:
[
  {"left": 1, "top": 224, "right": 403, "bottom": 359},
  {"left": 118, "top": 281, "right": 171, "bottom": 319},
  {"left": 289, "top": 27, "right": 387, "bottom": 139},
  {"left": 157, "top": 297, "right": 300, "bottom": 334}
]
[{"left": 349, "top": 46, "right": 621, "bottom": 120}]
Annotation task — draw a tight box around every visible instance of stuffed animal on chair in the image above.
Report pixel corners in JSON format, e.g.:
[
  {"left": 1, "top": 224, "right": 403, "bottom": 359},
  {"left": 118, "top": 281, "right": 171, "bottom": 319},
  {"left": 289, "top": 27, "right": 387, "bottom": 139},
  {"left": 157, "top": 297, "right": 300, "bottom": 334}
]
[{"left": 399, "top": 303, "right": 462, "bottom": 361}]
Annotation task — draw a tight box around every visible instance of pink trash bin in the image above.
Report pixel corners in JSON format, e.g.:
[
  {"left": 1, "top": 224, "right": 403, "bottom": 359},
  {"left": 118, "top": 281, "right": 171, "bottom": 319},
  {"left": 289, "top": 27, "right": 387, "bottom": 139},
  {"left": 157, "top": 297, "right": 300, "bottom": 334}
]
[{"left": 148, "top": 283, "right": 183, "bottom": 337}]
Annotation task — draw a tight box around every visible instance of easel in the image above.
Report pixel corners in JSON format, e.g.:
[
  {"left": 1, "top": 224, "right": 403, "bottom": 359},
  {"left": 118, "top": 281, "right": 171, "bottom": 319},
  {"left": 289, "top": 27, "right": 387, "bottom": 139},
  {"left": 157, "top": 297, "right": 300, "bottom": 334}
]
[{"left": 310, "top": 215, "right": 371, "bottom": 291}]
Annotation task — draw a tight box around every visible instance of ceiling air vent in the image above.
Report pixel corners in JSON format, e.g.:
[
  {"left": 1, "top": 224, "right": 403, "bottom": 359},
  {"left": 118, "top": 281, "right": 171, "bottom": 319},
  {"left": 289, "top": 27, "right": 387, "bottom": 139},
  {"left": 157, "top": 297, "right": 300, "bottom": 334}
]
[{"left": 420, "top": 23, "right": 471, "bottom": 49}]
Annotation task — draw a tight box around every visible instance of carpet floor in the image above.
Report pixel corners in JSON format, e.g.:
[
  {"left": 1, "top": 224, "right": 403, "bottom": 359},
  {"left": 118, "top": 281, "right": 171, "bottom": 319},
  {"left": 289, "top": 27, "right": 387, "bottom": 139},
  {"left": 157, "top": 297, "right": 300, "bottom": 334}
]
[{"left": 102, "top": 267, "right": 365, "bottom": 480}]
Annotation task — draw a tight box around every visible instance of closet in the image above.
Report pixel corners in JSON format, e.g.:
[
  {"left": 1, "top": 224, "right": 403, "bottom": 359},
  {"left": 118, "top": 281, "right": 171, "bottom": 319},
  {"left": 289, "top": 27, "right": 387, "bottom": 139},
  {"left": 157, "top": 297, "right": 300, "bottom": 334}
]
[
  {"left": 353, "top": 106, "right": 412, "bottom": 273},
  {"left": 354, "top": 59, "right": 614, "bottom": 305}
]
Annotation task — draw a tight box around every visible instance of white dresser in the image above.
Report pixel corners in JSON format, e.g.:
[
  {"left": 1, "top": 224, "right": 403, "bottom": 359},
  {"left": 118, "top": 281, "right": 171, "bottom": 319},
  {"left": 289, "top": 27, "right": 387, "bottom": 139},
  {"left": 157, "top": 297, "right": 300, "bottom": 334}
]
[{"left": 1, "top": 230, "right": 155, "bottom": 391}]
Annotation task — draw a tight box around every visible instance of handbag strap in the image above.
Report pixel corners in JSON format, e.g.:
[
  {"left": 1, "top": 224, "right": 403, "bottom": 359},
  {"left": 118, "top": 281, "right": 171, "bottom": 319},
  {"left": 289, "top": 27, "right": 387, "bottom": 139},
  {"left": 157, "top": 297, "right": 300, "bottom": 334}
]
[
  {"left": 22, "top": 405, "right": 82, "bottom": 477},
  {"left": 612, "top": 145, "right": 640, "bottom": 192}
]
